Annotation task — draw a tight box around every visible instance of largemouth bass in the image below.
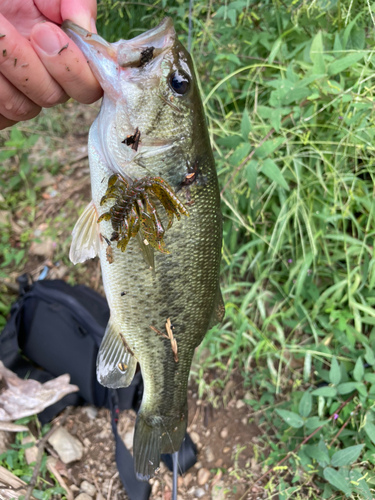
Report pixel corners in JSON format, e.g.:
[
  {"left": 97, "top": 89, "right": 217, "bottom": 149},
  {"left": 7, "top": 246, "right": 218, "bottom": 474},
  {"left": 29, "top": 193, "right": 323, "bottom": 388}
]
[{"left": 63, "top": 17, "right": 224, "bottom": 480}]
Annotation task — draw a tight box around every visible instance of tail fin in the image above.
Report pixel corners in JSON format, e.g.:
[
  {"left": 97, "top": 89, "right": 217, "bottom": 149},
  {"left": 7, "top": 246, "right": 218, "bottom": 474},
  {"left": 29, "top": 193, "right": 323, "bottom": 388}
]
[{"left": 133, "top": 413, "right": 187, "bottom": 481}]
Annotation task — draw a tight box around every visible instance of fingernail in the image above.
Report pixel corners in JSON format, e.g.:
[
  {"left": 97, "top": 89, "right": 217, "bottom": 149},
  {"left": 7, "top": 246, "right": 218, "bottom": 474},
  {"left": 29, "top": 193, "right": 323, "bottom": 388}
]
[
  {"left": 33, "top": 23, "right": 65, "bottom": 56},
  {"left": 69, "top": 13, "right": 93, "bottom": 33}
]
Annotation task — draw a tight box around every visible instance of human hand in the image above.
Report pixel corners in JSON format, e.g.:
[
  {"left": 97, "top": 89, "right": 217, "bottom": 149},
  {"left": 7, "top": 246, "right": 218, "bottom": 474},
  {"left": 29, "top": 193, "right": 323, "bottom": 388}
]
[{"left": 0, "top": 0, "right": 102, "bottom": 130}]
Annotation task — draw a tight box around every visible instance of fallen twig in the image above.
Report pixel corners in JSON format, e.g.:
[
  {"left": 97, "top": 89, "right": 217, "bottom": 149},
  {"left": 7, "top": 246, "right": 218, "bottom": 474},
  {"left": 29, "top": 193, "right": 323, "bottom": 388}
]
[
  {"left": 24, "top": 408, "right": 72, "bottom": 500},
  {"left": 329, "top": 403, "right": 361, "bottom": 447}
]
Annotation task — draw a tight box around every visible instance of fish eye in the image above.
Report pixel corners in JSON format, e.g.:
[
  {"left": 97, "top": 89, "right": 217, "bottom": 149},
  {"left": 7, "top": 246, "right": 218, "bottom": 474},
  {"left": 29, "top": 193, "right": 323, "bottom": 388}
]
[{"left": 169, "top": 70, "right": 190, "bottom": 95}]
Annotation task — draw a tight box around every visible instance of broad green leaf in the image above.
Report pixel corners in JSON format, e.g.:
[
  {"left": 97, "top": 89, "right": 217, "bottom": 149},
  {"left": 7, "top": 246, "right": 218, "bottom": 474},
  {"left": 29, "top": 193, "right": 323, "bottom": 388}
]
[
  {"left": 337, "top": 382, "right": 359, "bottom": 395},
  {"left": 245, "top": 160, "right": 257, "bottom": 191},
  {"left": 364, "top": 421, "right": 375, "bottom": 446},
  {"left": 364, "top": 344, "right": 375, "bottom": 366},
  {"left": 260, "top": 159, "right": 289, "bottom": 191},
  {"left": 229, "top": 143, "right": 251, "bottom": 165},
  {"left": 327, "top": 53, "right": 364, "bottom": 76},
  {"left": 364, "top": 373, "right": 375, "bottom": 384},
  {"left": 310, "top": 32, "right": 326, "bottom": 74},
  {"left": 304, "top": 351, "right": 312, "bottom": 382},
  {"left": 330, "top": 357, "right": 341, "bottom": 385},
  {"left": 299, "top": 391, "right": 312, "bottom": 418},
  {"left": 304, "top": 444, "right": 329, "bottom": 465},
  {"left": 323, "top": 467, "right": 352, "bottom": 495},
  {"left": 268, "top": 38, "right": 282, "bottom": 64},
  {"left": 350, "top": 469, "right": 373, "bottom": 500},
  {"left": 353, "top": 357, "right": 364, "bottom": 382},
  {"left": 275, "top": 409, "right": 304, "bottom": 428},
  {"left": 305, "top": 417, "right": 330, "bottom": 431},
  {"left": 241, "top": 109, "right": 251, "bottom": 139},
  {"left": 331, "top": 444, "right": 364, "bottom": 467},
  {"left": 311, "top": 386, "right": 337, "bottom": 397}
]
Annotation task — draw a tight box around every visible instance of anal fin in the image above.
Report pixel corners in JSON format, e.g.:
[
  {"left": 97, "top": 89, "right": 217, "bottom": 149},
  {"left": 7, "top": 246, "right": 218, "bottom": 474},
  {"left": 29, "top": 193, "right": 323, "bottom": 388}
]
[
  {"left": 96, "top": 319, "right": 137, "bottom": 388},
  {"left": 70, "top": 200, "right": 100, "bottom": 265}
]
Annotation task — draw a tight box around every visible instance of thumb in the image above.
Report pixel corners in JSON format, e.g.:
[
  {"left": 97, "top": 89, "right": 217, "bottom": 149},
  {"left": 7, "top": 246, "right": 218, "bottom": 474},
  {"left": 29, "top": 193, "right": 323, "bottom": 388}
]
[{"left": 34, "top": 0, "right": 97, "bottom": 33}]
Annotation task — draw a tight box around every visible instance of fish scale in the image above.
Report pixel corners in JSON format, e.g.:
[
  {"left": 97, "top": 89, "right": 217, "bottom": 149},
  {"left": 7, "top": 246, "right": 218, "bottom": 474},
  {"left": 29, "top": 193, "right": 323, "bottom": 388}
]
[{"left": 64, "top": 17, "right": 224, "bottom": 481}]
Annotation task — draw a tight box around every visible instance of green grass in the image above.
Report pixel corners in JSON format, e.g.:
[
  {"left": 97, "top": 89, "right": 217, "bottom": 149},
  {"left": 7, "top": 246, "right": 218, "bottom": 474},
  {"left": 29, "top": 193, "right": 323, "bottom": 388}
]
[{"left": 3, "top": 0, "right": 375, "bottom": 497}]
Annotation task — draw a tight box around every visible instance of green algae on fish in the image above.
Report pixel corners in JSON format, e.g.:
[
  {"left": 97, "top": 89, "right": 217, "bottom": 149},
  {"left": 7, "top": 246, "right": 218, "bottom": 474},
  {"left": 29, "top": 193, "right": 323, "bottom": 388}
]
[{"left": 63, "top": 17, "right": 224, "bottom": 481}]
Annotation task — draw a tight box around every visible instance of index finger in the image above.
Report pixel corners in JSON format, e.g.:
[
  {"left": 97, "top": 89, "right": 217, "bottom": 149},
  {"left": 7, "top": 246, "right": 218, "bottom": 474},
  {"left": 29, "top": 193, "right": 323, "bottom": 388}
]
[{"left": 0, "top": 14, "right": 67, "bottom": 107}]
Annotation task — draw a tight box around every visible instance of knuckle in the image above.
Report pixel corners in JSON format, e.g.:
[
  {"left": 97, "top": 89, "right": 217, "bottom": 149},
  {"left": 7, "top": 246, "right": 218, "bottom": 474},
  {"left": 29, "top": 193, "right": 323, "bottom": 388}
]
[
  {"left": 9, "top": 97, "right": 40, "bottom": 120},
  {"left": 38, "top": 82, "right": 67, "bottom": 107}
]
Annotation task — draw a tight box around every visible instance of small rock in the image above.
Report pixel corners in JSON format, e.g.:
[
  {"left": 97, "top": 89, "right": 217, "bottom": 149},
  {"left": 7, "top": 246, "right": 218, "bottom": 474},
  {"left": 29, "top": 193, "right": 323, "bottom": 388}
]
[
  {"left": 183, "top": 472, "right": 193, "bottom": 487},
  {"left": 195, "top": 488, "right": 205, "bottom": 498},
  {"left": 48, "top": 427, "right": 83, "bottom": 464},
  {"left": 205, "top": 445, "right": 214, "bottom": 463},
  {"left": 82, "top": 406, "right": 98, "bottom": 420},
  {"left": 212, "top": 480, "right": 226, "bottom": 500},
  {"left": 151, "top": 479, "right": 160, "bottom": 495},
  {"left": 123, "top": 428, "right": 134, "bottom": 450},
  {"left": 163, "top": 473, "right": 173, "bottom": 491},
  {"left": 223, "top": 447, "right": 230, "bottom": 454},
  {"left": 36, "top": 173, "right": 56, "bottom": 188},
  {"left": 215, "top": 458, "right": 223, "bottom": 467},
  {"left": 0, "top": 431, "right": 12, "bottom": 455},
  {"left": 22, "top": 436, "right": 38, "bottom": 465},
  {"left": 197, "top": 468, "right": 210, "bottom": 486},
  {"left": 244, "top": 391, "right": 252, "bottom": 401},
  {"left": 75, "top": 494, "right": 92, "bottom": 500},
  {"left": 0, "top": 210, "right": 9, "bottom": 225},
  {"left": 178, "top": 477, "right": 184, "bottom": 488},
  {"left": 29, "top": 239, "right": 55, "bottom": 258},
  {"left": 96, "top": 494, "right": 105, "bottom": 500},
  {"left": 80, "top": 481, "right": 96, "bottom": 496},
  {"left": 236, "top": 399, "right": 245, "bottom": 409},
  {"left": 194, "top": 461, "right": 202, "bottom": 469},
  {"left": 190, "top": 431, "right": 200, "bottom": 444},
  {"left": 241, "top": 417, "right": 247, "bottom": 425},
  {"left": 220, "top": 427, "right": 228, "bottom": 439}
]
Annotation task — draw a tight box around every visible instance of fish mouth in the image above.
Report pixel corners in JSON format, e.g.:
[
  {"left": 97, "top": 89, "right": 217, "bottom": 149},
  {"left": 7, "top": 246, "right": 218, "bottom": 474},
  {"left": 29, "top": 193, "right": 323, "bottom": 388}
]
[{"left": 61, "top": 17, "right": 175, "bottom": 69}]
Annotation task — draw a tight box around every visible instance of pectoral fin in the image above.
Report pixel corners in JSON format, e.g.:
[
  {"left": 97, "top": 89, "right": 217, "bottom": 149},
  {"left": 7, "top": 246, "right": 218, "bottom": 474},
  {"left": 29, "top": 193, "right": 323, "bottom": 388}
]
[
  {"left": 97, "top": 319, "right": 137, "bottom": 388},
  {"left": 208, "top": 287, "right": 225, "bottom": 330},
  {"left": 70, "top": 200, "right": 100, "bottom": 265}
]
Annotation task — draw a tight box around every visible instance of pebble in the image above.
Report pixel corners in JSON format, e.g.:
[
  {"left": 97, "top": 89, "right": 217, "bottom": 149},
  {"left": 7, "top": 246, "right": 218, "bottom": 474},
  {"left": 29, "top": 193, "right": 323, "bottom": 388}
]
[
  {"left": 223, "top": 447, "right": 230, "bottom": 454},
  {"left": 80, "top": 481, "right": 96, "bottom": 496},
  {"left": 163, "top": 473, "right": 173, "bottom": 490},
  {"left": 190, "top": 431, "right": 200, "bottom": 444},
  {"left": 197, "top": 468, "right": 210, "bottom": 486},
  {"left": 48, "top": 427, "right": 83, "bottom": 464},
  {"left": 22, "top": 436, "right": 38, "bottom": 465},
  {"left": 123, "top": 428, "right": 134, "bottom": 450},
  {"left": 220, "top": 427, "right": 228, "bottom": 439},
  {"left": 195, "top": 488, "right": 205, "bottom": 498},
  {"left": 241, "top": 417, "right": 247, "bottom": 425},
  {"left": 205, "top": 445, "right": 215, "bottom": 463},
  {"left": 151, "top": 479, "right": 160, "bottom": 495},
  {"left": 75, "top": 494, "right": 92, "bottom": 500},
  {"left": 215, "top": 458, "right": 223, "bottom": 467},
  {"left": 194, "top": 461, "right": 202, "bottom": 469},
  {"left": 236, "top": 399, "right": 245, "bottom": 409},
  {"left": 96, "top": 494, "right": 105, "bottom": 500},
  {"left": 244, "top": 391, "right": 252, "bottom": 401},
  {"left": 211, "top": 481, "right": 226, "bottom": 500},
  {"left": 183, "top": 472, "right": 193, "bottom": 487},
  {"left": 82, "top": 406, "right": 98, "bottom": 420}
]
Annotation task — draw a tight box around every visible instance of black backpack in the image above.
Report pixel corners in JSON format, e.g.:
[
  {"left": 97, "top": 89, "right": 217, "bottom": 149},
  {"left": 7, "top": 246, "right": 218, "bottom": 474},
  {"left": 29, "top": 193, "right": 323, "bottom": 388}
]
[{"left": 0, "top": 276, "right": 197, "bottom": 500}]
